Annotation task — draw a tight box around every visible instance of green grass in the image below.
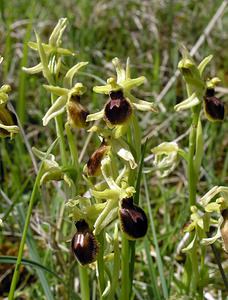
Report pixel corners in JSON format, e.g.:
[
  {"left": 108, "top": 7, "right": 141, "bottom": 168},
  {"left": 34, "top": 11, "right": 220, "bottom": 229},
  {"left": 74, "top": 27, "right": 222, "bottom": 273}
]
[{"left": 0, "top": 0, "right": 228, "bottom": 299}]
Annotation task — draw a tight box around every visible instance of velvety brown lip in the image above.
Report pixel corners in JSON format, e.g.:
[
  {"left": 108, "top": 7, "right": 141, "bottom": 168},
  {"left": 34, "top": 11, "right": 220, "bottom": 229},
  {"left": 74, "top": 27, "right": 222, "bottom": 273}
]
[
  {"left": 119, "top": 197, "right": 148, "bottom": 240},
  {"left": 71, "top": 219, "right": 99, "bottom": 265}
]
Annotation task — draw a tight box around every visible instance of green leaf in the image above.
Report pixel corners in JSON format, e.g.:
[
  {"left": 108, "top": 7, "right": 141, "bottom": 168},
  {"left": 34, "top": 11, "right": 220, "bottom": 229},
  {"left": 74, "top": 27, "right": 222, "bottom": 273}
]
[
  {"left": 0, "top": 255, "right": 63, "bottom": 282},
  {"left": 143, "top": 174, "right": 169, "bottom": 299}
]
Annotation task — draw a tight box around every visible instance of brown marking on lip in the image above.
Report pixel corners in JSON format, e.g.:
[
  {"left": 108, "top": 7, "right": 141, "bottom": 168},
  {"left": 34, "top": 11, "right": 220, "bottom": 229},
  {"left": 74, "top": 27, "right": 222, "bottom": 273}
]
[
  {"left": 87, "top": 143, "right": 108, "bottom": 176},
  {"left": 71, "top": 219, "right": 99, "bottom": 265},
  {"left": 119, "top": 197, "right": 148, "bottom": 240}
]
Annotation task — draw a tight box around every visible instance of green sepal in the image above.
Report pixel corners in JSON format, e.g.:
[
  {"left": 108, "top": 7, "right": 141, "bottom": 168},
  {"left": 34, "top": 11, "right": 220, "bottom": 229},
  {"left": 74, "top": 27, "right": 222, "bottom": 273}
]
[{"left": 198, "top": 55, "right": 213, "bottom": 75}]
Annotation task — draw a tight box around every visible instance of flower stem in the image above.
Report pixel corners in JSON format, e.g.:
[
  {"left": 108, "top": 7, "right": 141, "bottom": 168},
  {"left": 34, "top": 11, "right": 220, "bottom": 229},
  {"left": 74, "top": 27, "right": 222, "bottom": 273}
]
[
  {"left": 120, "top": 233, "right": 130, "bottom": 300},
  {"left": 78, "top": 266, "right": 90, "bottom": 300},
  {"left": 188, "top": 111, "right": 199, "bottom": 206},
  {"left": 8, "top": 178, "right": 40, "bottom": 299},
  {"left": 8, "top": 139, "right": 58, "bottom": 299},
  {"left": 186, "top": 83, "right": 202, "bottom": 294},
  {"left": 208, "top": 234, "right": 228, "bottom": 292},
  {"left": 187, "top": 115, "right": 200, "bottom": 294},
  {"left": 65, "top": 124, "right": 90, "bottom": 298},
  {"left": 97, "top": 232, "right": 105, "bottom": 299},
  {"left": 189, "top": 245, "right": 200, "bottom": 293},
  {"left": 110, "top": 224, "right": 120, "bottom": 300},
  {"left": 65, "top": 123, "right": 79, "bottom": 172}
]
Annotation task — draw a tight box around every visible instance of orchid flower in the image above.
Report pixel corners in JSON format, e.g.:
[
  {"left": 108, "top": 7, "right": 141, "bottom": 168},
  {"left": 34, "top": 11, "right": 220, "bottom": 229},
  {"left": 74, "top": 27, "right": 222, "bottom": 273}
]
[{"left": 87, "top": 57, "right": 157, "bottom": 138}]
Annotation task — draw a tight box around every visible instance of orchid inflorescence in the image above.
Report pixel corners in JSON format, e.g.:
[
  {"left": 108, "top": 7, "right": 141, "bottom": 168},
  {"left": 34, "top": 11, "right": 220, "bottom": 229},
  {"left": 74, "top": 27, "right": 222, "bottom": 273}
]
[
  {"left": 23, "top": 18, "right": 156, "bottom": 269},
  {"left": 182, "top": 186, "right": 228, "bottom": 253},
  {"left": 150, "top": 47, "right": 227, "bottom": 294}
]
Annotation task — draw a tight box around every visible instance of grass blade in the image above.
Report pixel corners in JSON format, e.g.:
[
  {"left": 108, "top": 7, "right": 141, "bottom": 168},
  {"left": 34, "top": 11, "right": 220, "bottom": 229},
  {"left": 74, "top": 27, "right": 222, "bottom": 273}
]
[
  {"left": 144, "top": 237, "right": 161, "bottom": 300},
  {"left": 143, "top": 173, "right": 169, "bottom": 299},
  {"left": 0, "top": 255, "right": 63, "bottom": 282},
  {"left": 17, "top": 204, "right": 55, "bottom": 300}
]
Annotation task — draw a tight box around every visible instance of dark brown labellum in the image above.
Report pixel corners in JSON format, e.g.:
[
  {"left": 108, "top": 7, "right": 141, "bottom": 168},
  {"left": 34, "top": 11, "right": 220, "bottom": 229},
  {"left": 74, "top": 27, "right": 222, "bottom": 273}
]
[
  {"left": 67, "top": 95, "right": 89, "bottom": 128},
  {"left": 104, "top": 90, "right": 132, "bottom": 126},
  {"left": 86, "top": 142, "right": 108, "bottom": 176},
  {"left": 205, "top": 88, "right": 215, "bottom": 97},
  {"left": 119, "top": 197, "right": 148, "bottom": 240},
  {"left": 204, "top": 89, "right": 225, "bottom": 122},
  {"left": 71, "top": 219, "right": 99, "bottom": 265}
]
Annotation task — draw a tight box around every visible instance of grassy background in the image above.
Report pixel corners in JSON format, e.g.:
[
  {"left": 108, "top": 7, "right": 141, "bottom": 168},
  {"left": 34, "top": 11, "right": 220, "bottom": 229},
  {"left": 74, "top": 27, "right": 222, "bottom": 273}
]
[{"left": 0, "top": 0, "right": 228, "bottom": 299}]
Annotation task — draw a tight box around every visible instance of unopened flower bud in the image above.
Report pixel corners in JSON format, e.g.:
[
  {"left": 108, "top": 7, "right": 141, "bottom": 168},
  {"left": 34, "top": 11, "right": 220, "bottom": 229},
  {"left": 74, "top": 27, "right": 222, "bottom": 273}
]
[
  {"left": 119, "top": 197, "right": 148, "bottom": 240},
  {"left": 204, "top": 88, "right": 225, "bottom": 122},
  {"left": 221, "top": 209, "right": 228, "bottom": 253},
  {"left": 104, "top": 90, "right": 132, "bottom": 126},
  {"left": 67, "top": 95, "right": 89, "bottom": 128},
  {"left": 86, "top": 142, "right": 109, "bottom": 176},
  {"left": 71, "top": 219, "right": 99, "bottom": 265}
]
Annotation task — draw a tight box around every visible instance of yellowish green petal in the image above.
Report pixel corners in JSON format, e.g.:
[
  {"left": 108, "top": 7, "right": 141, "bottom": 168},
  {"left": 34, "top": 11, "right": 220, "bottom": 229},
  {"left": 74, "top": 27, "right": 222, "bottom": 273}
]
[
  {"left": 174, "top": 93, "right": 200, "bottom": 111},
  {"left": 121, "top": 76, "right": 145, "bottom": 91},
  {"left": 198, "top": 55, "right": 213, "bottom": 75},
  {"left": 49, "top": 18, "right": 68, "bottom": 47},
  {"left": 42, "top": 95, "right": 67, "bottom": 126},
  {"left": 22, "top": 63, "right": 43, "bottom": 74},
  {"left": 35, "top": 32, "right": 52, "bottom": 83},
  {"left": 86, "top": 109, "right": 104, "bottom": 122},
  {"left": 63, "top": 62, "right": 88, "bottom": 88},
  {"left": 132, "top": 99, "right": 157, "bottom": 112},
  {"left": 43, "top": 85, "right": 69, "bottom": 96}
]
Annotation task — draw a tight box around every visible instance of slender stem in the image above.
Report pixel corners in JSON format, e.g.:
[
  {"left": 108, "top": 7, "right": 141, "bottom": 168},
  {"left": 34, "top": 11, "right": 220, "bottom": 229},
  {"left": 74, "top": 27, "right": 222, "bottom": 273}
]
[
  {"left": 120, "top": 234, "right": 130, "bottom": 300},
  {"left": 110, "top": 224, "right": 120, "bottom": 300},
  {"left": 65, "top": 123, "right": 79, "bottom": 172},
  {"left": 187, "top": 115, "right": 200, "bottom": 294},
  {"left": 65, "top": 124, "right": 90, "bottom": 298},
  {"left": 185, "top": 81, "right": 203, "bottom": 294},
  {"left": 8, "top": 140, "right": 58, "bottom": 299},
  {"left": 97, "top": 232, "right": 105, "bottom": 299},
  {"left": 209, "top": 236, "right": 228, "bottom": 291},
  {"left": 189, "top": 244, "right": 199, "bottom": 293},
  {"left": 144, "top": 174, "right": 168, "bottom": 299},
  {"left": 129, "top": 141, "right": 147, "bottom": 296},
  {"left": 79, "top": 266, "right": 90, "bottom": 300},
  {"left": 8, "top": 165, "right": 43, "bottom": 299},
  {"left": 188, "top": 111, "right": 199, "bottom": 206}
]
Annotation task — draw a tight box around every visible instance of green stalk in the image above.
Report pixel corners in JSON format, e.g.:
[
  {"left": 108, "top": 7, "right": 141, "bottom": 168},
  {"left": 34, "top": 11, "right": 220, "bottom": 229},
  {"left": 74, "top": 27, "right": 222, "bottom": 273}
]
[
  {"left": 110, "top": 224, "right": 120, "bottom": 300},
  {"left": 8, "top": 175, "right": 40, "bottom": 299},
  {"left": 144, "top": 174, "right": 168, "bottom": 299},
  {"left": 79, "top": 266, "right": 90, "bottom": 300},
  {"left": 186, "top": 84, "right": 202, "bottom": 293},
  {"left": 8, "top": 139, "right": 58, "bottom": 299},
  {"left": 188, "top": 111, "right": 199, "bottom": 206},
  {"left": 187, "top": 114, "right": 200, "bottom": 294},
  {"left": 65, "top": 124, "right": 90, "bottom": 299},
  {"left": 65, "top": 123, "right": 79, "bottom": 172},
  {"left": 97, "top": 232, "right": 105, "bottom": 299},
  {"left": 129, "top": 141, "right": 147, "bottom": 295},
  {"left": 189, "top": 245, "right": 199, "bottom": 293},
  {"left": 120, "top": 233, "right": 130, "bottom": 300}
]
